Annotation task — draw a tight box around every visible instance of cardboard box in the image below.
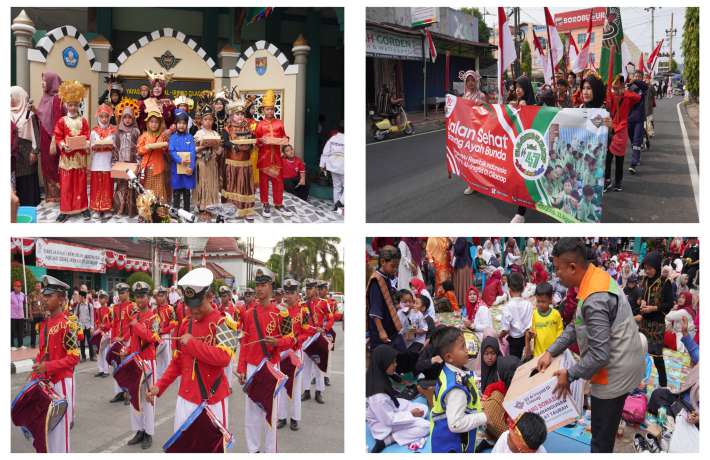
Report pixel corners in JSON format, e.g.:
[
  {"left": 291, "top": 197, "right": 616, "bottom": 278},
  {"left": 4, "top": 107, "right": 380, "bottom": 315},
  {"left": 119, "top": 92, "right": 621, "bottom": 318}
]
[
  {"left": 66, "top": 135, "right": 87, "bottom": 151},
  {"left": 111, "top": 162, "right": 138, "bottom": 180},
  {"left": 176, "top": 152, "right": 192, "bottom": 175},
  {"left": 503, "top": 351, "right": 585, "bottom": 431}
]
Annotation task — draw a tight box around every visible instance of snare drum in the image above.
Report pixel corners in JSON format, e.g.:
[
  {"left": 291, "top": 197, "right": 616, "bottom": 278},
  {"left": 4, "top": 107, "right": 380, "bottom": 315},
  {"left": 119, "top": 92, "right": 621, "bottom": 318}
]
[
  {"left": 11, "top": 379, "right": 68, "bottom": 453},
  {"left": 106, "top": 340, "right": 125, "bottom": 367},
  {"left": 163, "top": 401, "right": 232, "bottom": 453},
  {"left": 243, "top": 358, "right": 288, "bottom": 426},
  {"left": 113, "top": 352, "right": 151, "bottom": 412},
  {"left": 303, "top": 333, "right": 330, "bottom": 373},
  {"left": 279, "top": 350, "right": 303, "bottom": 399}
]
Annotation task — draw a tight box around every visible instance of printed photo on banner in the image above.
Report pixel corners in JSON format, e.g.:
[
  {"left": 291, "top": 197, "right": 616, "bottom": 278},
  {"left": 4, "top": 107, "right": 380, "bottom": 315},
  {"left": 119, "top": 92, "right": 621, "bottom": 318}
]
[
  {"left": 365, "top": 7, "right": 699, "bottom": 223},
  {"left": 10, "top": 236, "right": 344, "bottom": 453}
]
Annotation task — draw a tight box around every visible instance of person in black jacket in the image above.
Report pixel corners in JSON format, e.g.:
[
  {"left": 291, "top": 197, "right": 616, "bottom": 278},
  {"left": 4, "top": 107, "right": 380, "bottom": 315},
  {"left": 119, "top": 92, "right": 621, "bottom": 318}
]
[
  {"left": 624, "top": 273, "right": 643, "bottom": 316},
  {"left": 627, "top": 71, "right": 648, "bottom": 174}
]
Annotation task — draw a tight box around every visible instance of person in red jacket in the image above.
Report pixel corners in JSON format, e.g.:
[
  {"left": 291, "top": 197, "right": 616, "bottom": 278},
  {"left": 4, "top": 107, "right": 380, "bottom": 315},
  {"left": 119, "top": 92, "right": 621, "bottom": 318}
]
[
  {"left": 237, "top": 268, "right": 296, "bottom": 453},
  {"left": 318, "top": 280, "right": 337, "bottom": 386},
  {"left": 93, "top": 290, "right": 113, "bottom": 378},
  {"left": 605, "top": 74, "right": 641, "bottom": 192},
  {"left": 218, "top": 285, "right": 237, "bottom": 320},
  {"left": 124, "top": 281, "right": 160, "bottom": 449},
  {"left": 301, "top": 279, "right": 333, "bottom": 404},
  {"left": 32, "top": 275, "right": 80, "bottom": 453},
  {"left": 254, "top": 90, "right": 293, "bottom": 218},
  {"left": 110, "top": 283, "right": 134, "bottom": 404},
  {"left": 147, "top": 268, "right": 237, "bottom": 451},
  {"left": 277, "top": 279, "right": 309, "bottom": 431},
  {"left": 155, "top": 286, "right": 177, "bottom": 380},
  {"left": 482, "top": 269, "right": 504, "bottom": 306}
]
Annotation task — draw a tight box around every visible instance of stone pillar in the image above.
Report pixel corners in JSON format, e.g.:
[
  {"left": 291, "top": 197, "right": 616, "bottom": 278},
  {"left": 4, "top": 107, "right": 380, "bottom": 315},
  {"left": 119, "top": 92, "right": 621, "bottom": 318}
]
[
  {"left": 292, "top": 34, "right": 311, "bottom": 160},
  {"left": 11, "top": 10, "right": 36, "bottom": 91},
  {"left": 90, "top": 35, "right": 112, "bottom": 77},
  {"left": 218, "top": 45, "right": 239, "bottom": 89}
]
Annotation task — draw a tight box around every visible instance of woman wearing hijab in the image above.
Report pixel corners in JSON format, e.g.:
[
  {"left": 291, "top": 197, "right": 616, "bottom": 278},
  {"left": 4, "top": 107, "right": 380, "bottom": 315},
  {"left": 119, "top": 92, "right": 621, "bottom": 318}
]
[
  {"left": 37, "top": 72, "right": 65, "bottom": 202},
  {"left": 366, "top": 345, "right": 429, "bottom": 453},
  {"left": 530, "top": 261, "right": 549, "bottom": 285},
  {"left": 639, "top": 251, "right": 673, "bottom": 388},
  {"left": 665, "top": 291, "right": 697, "bottom": 350},
  {"left": 479, "top": 336, "right": 520, "bottom": 395},
  {"left": 464, "top": 286, "right": 494, "bottom": 340},
  {"left": 397, "top": 238, "right": 423, "bottom": 294},
  {"left": 482, "top": 269, "right": 504, "bottom": 306},
  {"left": 481, "top": 240, "right": 496, "bottom": 267},
  {"left": 409, "top": 278, "right": 435, "bottom": 321},
  {"left": 11, "top": 86, "right": 41, "bottom": 206},
  {"left": 426, "top": 237, "right": 452, "bottom": 293},
  {"left": 460, "top": 70, "right": 488, "bottom": 196},
  {"left": 452, "top": 238, "right": 473, "bottom": 307}
]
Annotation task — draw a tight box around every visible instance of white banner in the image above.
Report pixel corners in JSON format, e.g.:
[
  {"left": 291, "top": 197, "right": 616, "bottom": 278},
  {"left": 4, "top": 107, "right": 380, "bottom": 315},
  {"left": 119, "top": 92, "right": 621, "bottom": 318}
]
[
  {"left": 35, "top": 238, "right": 106, "bottom": 273},
  {"left": 366, "top": 28, "right": 424, "bottom": 61}
]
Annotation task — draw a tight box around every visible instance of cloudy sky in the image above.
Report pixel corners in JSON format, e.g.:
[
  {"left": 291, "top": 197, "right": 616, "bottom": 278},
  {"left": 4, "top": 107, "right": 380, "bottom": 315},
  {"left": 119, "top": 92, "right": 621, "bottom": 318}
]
[{"left": 483, "top": 7, "right": 686, "bottom": 63}]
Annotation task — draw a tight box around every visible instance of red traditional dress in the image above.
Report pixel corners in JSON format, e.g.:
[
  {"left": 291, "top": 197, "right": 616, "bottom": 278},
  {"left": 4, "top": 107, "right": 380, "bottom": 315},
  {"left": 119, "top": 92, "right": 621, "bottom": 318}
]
[
  {"left": 54, "top": 114, "right": 90, "bottom": 214},
  {"left": 254, "top": 118, "right": 287, "bottom": 206},
  {"left": 89, "top": 121, "right": 116, "bottom": 212}
]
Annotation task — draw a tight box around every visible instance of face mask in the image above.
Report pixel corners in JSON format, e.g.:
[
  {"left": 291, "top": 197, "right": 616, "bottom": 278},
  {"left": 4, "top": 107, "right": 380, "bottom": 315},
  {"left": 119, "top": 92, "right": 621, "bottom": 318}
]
[{"left": 399, "top": 303, "right": 409, "bottom": 313}]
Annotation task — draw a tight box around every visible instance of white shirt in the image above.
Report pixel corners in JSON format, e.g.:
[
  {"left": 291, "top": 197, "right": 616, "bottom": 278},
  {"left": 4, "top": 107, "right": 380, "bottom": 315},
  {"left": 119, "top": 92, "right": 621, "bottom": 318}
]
[
  {"left": 398, "top": 308, "right": 428, "bottom": 346},
  {"left": 471, "top": 304, "right": 492, "bottom": 332},
  {"left": 320, "top": 132, "right": 344, "bottom": 174},
  {"left": 501, "top": 296, "right": 534, "bottom": 338},
  {"left": 492, "top": 430, "right": 547, "bottom": 453},
  {"left": 89, "top": 129, "right": 114, "bottom": 172},
  {"left": 442, "top": 363, "right": 487, "bottom": 433}
]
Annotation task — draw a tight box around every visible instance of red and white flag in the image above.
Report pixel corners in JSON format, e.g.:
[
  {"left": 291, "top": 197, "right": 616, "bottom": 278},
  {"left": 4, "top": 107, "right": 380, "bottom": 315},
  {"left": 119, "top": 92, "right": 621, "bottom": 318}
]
[
  {"left": 533, "top": 30, "right": 553, "bottom": 85},
  {"left": 638, "top": 52, "right": 647, "bottom": 74},
  {"left": 187, "top": 248, "right": 193, "bottom": 272},
  {"left": 544, "top": 7, "right": 564, "bottom": 76},
  {"left": 573, "top": 9, "right": 594, "bottom": 73},
  {"left": 646, "top": 39, "right": 664, "bottom": 73},
  {"left": 201, "top": 252, "right": 207, "bottom": 267},
  {"left": 568, "top": 32, "right": 579, "bottom": 72},
  {"left": 497, "top": 7, "right": 516, "bottom": 102},
  {"left": 425, "top": 29, "right": 437, "bottom": 63},
  {"left": 172, "top": 239, "right": 178, "bottom": 284}
]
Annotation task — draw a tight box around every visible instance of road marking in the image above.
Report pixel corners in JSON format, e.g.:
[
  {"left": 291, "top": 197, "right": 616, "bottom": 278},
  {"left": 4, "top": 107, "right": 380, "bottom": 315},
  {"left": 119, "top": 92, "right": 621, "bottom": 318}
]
[
  {"left": 676, "top": 101, "right": 700, "bottom": 215},
  {"left": 100, "top": 412, "right": 173, "bottom": 453},
  {"left": 368, "top": 128, "right": 446, "bottom": 145}
]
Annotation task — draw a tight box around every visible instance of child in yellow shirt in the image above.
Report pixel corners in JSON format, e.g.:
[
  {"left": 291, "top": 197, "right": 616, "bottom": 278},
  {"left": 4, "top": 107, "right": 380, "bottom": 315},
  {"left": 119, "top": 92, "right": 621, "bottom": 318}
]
[{"left": 525, "top": 282, "right": 563, "bottom": 358}]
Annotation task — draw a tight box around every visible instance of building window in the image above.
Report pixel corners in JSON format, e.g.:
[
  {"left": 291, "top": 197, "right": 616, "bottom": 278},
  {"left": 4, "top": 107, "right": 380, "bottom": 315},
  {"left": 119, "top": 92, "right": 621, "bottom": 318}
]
[
  {"left": 590, "top": 32, "right": 595, "bottom": 44},
  {"left": 577, "top": 33, "right": 586, "bottom": 44}
]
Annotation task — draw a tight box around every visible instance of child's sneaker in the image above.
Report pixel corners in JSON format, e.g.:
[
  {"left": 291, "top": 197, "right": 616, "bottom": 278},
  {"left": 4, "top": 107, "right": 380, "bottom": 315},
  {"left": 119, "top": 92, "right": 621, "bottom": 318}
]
[
  {"left": 262, "top": 204, "right": 271, "bottom": 218},
  {"left": 613, "top": 184, "right": 623, "bottom": 192},
  {"left": 633, "top": 433, "right": 650, "bottom": 453},
  {"left": 603, "top": 180, "right": 613, "bottom": 193},
  {"left": 628, "top": 166, "right": 637, "bottom": 175},
  {"left": 277, "top": 206, "right": 294, "bottom": 217}
]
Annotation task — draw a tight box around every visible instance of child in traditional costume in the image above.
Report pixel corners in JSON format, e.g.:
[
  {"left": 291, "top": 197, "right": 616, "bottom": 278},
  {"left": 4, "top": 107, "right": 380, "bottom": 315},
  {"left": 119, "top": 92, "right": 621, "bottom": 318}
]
[
  {"left": 113, "top": 98, "right": 141, "bottom": 217},
  {"left": 98, "top": 75, "right": 124, "bottom": 125},
  {"left": 222, "top": 94, "right": 258, "bottom": 221},
  {"left": 89, "top": 103, "right": 116, "bottom": 218},
  {"left": 174, "top": 94, "right": 195, "bottom": 133},
  {"left": 168, "top": 110, "right": 196, "bottom": 212},
  {"left": 193, "top": 101, "right": 222, "bottom": 211},
  {"left": 54, "top": 80, "right": 90, "bottom": 222},
  {"left": 138, "top": 70, "right": 175, "bottom": 132},
  {"left": 136, "top": 111, "right": 170, "bottom": 204},
  {"left": 255, "top": 90, "right": 292, "bottom": 218}
]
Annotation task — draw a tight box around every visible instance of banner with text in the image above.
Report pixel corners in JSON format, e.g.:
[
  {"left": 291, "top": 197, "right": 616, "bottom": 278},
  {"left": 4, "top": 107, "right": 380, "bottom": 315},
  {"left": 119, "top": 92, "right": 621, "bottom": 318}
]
[
  {"left": 36, "top": 239, "right": 106, "bottom": 273},
  {"left": 445, "top": 96, "right": 609, "bottom": 223}
]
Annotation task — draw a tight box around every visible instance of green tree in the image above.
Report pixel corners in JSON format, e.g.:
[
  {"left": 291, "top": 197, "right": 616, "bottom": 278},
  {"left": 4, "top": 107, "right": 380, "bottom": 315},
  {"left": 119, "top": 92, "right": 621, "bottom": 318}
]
[
  {"left": 125, "top": 272, "right": 154, "bottom": 299},
  {"left": 670, "top": 58, "right": 679, "bottom": 74},
  {"left": 520, "top": 41, "right": 532, "bottom": 77},
  {"left": 11, "top": 262, "right": 37, "bottom": 291},
  {"left": 266, "top": 253, "right": 283, "bottom": 286},
  {"left": 272, "top": 237, "right": 341, "bottom": 282},
  {"left": 681, "top": 7, "right": 699, "bottom": 100}
]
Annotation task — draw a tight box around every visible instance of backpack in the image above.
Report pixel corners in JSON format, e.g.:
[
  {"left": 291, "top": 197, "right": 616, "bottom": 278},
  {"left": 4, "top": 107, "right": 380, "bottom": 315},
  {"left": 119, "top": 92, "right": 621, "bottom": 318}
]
[{"left": 622, "top": 390, "right": 648, "bottom": 424}]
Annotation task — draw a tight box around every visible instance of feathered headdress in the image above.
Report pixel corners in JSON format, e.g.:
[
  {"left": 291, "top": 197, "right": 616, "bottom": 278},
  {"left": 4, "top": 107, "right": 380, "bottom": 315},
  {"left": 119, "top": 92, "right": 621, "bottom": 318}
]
[
  {"left": 195, "top": 90, "right": 215, "bottom": 117},
  {"left": 58, "top": 80, "right": 86, "bottom": 104},
  {"left": 145, "top": 69, "right": 173, "bottom": 87},
  {"left": 225, "top": 86, "right": 255, "bottom": 115},
  {"left": 174, "top": 93, "right": 195, "bottom": 110},
  {"left": 115, "top": 98, "right": 141, "bottom": 119},
  {"left": 103, "top": 74, "right": 124, "bottom": 92}
]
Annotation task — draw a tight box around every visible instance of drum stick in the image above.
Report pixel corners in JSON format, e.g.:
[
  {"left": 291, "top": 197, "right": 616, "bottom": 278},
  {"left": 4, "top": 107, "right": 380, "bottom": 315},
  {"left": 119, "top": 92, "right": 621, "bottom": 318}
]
[{"left": 240, "top": 338, "right": 274, "bottom": 346}]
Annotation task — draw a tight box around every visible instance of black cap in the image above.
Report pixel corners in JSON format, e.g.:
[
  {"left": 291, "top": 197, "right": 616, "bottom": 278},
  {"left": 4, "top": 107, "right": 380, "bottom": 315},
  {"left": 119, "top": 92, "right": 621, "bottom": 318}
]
[{"left": 41, "top": 275, "right": 69, "bottom": 296}]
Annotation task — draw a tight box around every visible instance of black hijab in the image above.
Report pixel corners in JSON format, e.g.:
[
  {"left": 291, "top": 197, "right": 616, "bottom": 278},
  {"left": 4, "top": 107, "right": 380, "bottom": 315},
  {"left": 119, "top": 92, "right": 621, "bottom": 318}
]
[
  {"left": 366, "top": 345, "right": 400, "bottom": 406},
  {"left": 496, "top": 356, "right": 521, "bottom": 389},
  {"left": 516, "top": 76, "right": 536, "bottom": 106},
  {"left": 479, "top": 336, "right": 502, "bottom": 392},
  {"left": 582, "top": 75, "right": 606, "bottom": 108},
  {"left": 642, "top": 251, "right": 662, "bottom": 282}
]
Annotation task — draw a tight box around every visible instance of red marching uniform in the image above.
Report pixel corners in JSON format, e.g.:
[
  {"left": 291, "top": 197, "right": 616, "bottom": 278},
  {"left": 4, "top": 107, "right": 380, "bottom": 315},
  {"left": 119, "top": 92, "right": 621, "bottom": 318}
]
[
  {"left": 254, "top": 118, "right": 287, "bottom": 206},
  {"left": 304, "top": 297, "right": 334, "bottom": 334},
  {"left": 157, "top": 303, "right": 178, "bottom": 337},
  {"left": 237, "top": 301, "right": 296, "bottom": 375},
  {"left": 155, "top": 308, "right": 235, "bottom": 405},
  {"left": 111, "top": 300, "right": 135, "bottom": 344},
  {"left": 96, "top": 305, "right": 113, "bottom": 334},
  {"left": 174, "top": 300, "right": 191, "bottom": 330},
  {"left": 54, "top": 115, "right": 90, "bottom": 214},
  {"left": 127, "top": 309, "right": 161, "bottom": 361},
  {"left": 33, "top": 312, "right": 80, "bottom": 383}
]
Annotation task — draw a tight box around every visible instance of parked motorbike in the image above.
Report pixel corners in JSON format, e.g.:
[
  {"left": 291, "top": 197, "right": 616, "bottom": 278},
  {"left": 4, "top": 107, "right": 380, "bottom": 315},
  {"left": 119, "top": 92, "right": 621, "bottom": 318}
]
[{"left": 369, "top": 105, "right": 414, "bottom": 141}]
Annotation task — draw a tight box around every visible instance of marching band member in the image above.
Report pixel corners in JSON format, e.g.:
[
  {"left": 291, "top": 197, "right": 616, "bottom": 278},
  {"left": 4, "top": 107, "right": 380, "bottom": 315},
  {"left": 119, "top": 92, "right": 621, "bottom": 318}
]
[
  {"left": 147, "top": 268, "right": 237, "bottom": 447},
  {"left": 109, "top": 283, "right": 133, "bottom": 405},
  {"left": 125, "top": 281, "right": 160, "bottom": 449},
  {"left": 218, "top": 285, "right": 237, "bottom": 320},
  {"left": 155, "top": 286, "right": 177, "bottom": 380},
  {"left": 237, "top": 268, "right": 296, "bottom": 453},
  {"left": 93, "top": 290, "right": 113, "bottom": 378},
  {"left": 318, "top": 280, "right": 337, "bottom": 386},
  {"left": 301, "top": 279, "right": 332, "bottom": 404},
  {"left": 32, "top": 276, "right": 80, "bottom": 453},
  {"left": 277, "top": 278, "right": 308, "bottom": 431}
]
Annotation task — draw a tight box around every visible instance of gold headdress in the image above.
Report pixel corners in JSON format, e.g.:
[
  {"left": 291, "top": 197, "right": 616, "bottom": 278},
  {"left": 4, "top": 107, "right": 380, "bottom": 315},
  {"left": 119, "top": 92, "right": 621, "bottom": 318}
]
[
  {"left": 115, "top": 98, "right": 141, "bottom": 119},
  {"left": 261, "top": 89, "right": 276, "bottom": 108},
  {"left": 195, "top": 90, "right": 215, "bottom": 117},
  {"left": 58, "top": 80, "right": 86, "bottom": 104},
  {"left": 174, "top": 93, "right": 195, "bottom": 110},
  {"left": 144, "top": 69, "right": 173, "bottom": 86}
]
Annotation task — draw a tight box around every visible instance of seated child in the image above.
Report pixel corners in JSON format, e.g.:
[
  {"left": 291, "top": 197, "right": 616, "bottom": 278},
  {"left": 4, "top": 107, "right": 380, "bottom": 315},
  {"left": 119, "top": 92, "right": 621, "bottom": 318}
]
[
  {"left": 500, "top": 272, "right": 534, "bottom": 359},
  {"left": 440, "top": 280, "right": 460, "bottom": 313},
  {"left": 395, "top": 289, "right": 427, "bottom": 374},
  {"left": 492, "top": 412, "right": 548, "bottom": 453},
  {"left": 429, "top": 326, "right": 487, "bottom": 453},
  {"left": 525, "top": 282, "right": 563, "bottom": 359},
  {"left": 366, "top": 345, "right": 430, "bottom": 453},
  {"left": 281, "top": 144, "right": 309, "bottom": 201}
]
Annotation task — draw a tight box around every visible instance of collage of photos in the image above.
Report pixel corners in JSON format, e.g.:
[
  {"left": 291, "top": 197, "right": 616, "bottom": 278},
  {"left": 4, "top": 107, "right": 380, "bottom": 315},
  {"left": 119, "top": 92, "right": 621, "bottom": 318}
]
[{"left": 6, "top": 2, "right": 703, "bottom": 458}]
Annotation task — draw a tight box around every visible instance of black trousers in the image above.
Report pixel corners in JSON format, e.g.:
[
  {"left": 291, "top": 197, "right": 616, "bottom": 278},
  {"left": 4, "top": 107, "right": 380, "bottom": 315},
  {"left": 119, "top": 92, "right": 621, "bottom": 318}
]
[
  {"left": 605, "top": 152, "right": 624, "bottom": 185},
  {"left": 283, "top": 177, "right": 310, "bottom": 201},
  {"left": 79, "top": 327, "right": 95, "bottom": 360},
  {"left": 29, "top": 317, "right": 43, "bottom": 348},
  {"left": 590, "top": 393, "right": 628, "bottom": 453},
  {"left": 507, "top": 335, "right": 526, "bottom": 359},
  {"left": 396, "top": 342, "right": 424, "bottom": 375},
  {"left": 652, "top": 355, "right": 668, "bottom": 388},
  {"left": 11, "top": 319, "right": 24, "bottom": 348},
  {"left": 172, "top": 188, "right": 191, "bottom": 211}
]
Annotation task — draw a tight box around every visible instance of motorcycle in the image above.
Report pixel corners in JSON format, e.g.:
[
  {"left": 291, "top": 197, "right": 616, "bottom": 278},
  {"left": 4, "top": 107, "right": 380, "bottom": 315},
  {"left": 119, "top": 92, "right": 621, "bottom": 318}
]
[{"left": 369, "top": 105, "right": 414, "bottom": 141}]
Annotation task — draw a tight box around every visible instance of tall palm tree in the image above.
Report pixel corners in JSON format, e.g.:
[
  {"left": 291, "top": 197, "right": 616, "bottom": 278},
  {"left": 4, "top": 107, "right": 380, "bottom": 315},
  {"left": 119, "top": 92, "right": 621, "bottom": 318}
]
[{"left": 274, "top": 237, "right": 341, "bottom": 281}]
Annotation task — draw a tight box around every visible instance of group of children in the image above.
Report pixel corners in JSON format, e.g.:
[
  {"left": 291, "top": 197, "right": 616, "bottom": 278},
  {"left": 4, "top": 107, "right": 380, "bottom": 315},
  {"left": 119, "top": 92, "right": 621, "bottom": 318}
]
[{"left": 42, "top": 71, "right": 310, "bottom": 222}]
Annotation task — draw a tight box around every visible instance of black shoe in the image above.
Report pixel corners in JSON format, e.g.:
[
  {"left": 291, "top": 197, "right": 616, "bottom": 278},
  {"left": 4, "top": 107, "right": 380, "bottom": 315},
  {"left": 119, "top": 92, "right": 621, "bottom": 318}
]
[
  {"left": 56, "top": 213, "right": 68, "bottom": 223},
  {"left": 301, "top": 390, "right": 311, "bottom": 401},
  {"left": 262, "top": 204, "right": 271, "bottom": 218},
  {"left": 124, "top": 393, "right": 131, "bottom": 405},
  {"left": 370, "top": 439, "right": 387, "bottom": 453},
  {"left": 127, "top": 431, "right": 144, "bottom": 445},
  {"left": 82, "top": 210, "right": 91, "bottom": 219},
  {"left": 90, "top": 357, "right": 97, "bottom": 361},
  {"left": 290, "top": 419, "right": 299, "bottom": 431},
  {"left": 94, "top": 371, "right": 104, "bottom": 377},
  {"left": 109, "top": 392, "right": 125, "bottom": 403},
  {"left": 81, "top": 356, "right": 87, "bottom": 362},
  {"left": 277, "top": 419, "right": 287, "bottom": 429},
  {"left": 141, "top": 434, "right": 152, "bottom": 450},
  {"left": 102, "top": 372, "right": 109, "bottom": 378},
  {"left": 324, "top": 376, "right": 331, "bottom": 386},
  {"left": 628, "top": 166, "right": 636, "bottom": 175},
  {"left": 603, "top": 180, "right": 613, "bottom": 193},
  {"left": 614, "top": 184, "right": 623, "bottom": 192},
  {"left": 315, "top": 391, "right": 325, "bottom": 404}
]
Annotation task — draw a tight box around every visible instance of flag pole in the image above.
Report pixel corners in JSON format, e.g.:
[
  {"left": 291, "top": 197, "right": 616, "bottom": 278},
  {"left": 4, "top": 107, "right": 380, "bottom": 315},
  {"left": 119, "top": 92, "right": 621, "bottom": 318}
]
[{"left": 546, "top": 12, "right": 555, "bottom": 86}]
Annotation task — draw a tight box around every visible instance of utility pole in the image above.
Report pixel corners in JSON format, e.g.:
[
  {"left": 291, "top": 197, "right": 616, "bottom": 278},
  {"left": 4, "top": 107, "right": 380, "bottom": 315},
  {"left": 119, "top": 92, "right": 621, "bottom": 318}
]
[
  {"left": 280, "top": 240, "right": 285, "bottom": 288},
  {"left": 422, "top": 30, "right": 428, "bottom": 119},
  {"left": 666, "top": 13, "right": 676, "bottom": 72},
  {"left": 513, "top": 8, "right": 520, "bottom": 79},
  {"left": 644, "top": 7, "right": 658, "bottom": 51}
]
